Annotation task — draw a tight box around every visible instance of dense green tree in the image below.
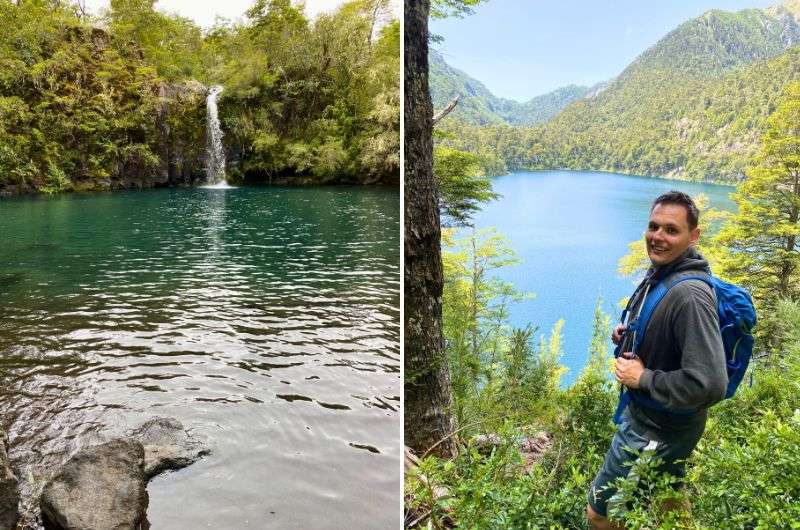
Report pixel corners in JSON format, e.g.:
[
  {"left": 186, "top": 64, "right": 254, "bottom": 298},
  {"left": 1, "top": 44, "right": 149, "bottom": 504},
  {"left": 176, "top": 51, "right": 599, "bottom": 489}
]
[
  {"left": 106, "top": 0, "right": 208, "bottom": 80},
  {"left": 0, "top": 1, "right": 167, "bottom": 192},
  {"left": 713, "top": 82, "right": 800, "bottom": 346},
  {"left": 216, "top": 0, "right": 399, "bottom": 184},
  {"left": 405, "top": 0, "right": 488, "bottom": 459},
  {"left": 358, "top": 18, "right": 400, "bottom": 182},
  {"left": 434, "top": 145, "right": 498, "bottom": 225},
  {"left": 441, "top": 227, "right": 525, "bottom": 424}
]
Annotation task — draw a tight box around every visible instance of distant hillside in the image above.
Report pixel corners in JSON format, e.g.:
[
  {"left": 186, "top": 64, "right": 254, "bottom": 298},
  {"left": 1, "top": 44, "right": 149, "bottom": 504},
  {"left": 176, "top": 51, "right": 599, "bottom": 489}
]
[
  {"left": 513, "top": 84, "right": 604, "bottom": 126},
  {"left": 438, "top": 1, "right": 800, "bottom": 183},
  {"left": 429, "top": 50, "right": 596, "bottom": 126}
]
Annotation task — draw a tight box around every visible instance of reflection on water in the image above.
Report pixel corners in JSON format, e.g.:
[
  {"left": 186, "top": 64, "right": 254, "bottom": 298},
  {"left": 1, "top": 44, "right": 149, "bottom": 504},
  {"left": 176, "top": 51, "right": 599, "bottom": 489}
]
[{"left": 0, "top": 186, "right": 400, "bottom": 529}]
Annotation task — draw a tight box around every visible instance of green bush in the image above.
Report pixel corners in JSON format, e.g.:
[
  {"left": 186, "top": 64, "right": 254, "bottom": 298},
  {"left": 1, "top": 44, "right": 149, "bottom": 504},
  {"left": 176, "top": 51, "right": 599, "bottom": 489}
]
[
  {"left": 692, "top": 411, "right": 800, "bottom": 529},
  {"left": 408, "top": 426, "right": 592, "bottom": 530},
  {"left": 407, "top": 299, "right": 800, "bottom": 529}
]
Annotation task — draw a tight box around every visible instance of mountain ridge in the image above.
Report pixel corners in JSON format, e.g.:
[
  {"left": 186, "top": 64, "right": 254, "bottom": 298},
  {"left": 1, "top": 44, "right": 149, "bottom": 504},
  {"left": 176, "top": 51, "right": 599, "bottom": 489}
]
[
  {"left": 429, "top": 50, "right": 601, "bottom": 126},
  {"left": 435, "top": 1, "right": 800, "bottom": 183}
]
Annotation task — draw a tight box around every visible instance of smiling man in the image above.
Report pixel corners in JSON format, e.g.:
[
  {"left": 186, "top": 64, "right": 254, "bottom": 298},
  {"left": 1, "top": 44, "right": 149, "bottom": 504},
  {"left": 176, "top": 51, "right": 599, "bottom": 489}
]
[{"left": 586, "top": 191, "right": 728, "bottom": 530}]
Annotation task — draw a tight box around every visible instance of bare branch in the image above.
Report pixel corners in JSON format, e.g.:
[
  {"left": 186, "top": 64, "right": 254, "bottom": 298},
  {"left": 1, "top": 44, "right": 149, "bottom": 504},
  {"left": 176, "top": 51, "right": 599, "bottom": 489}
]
[{"left": 432, "top": 95, "right": 460, "bottom": 126}]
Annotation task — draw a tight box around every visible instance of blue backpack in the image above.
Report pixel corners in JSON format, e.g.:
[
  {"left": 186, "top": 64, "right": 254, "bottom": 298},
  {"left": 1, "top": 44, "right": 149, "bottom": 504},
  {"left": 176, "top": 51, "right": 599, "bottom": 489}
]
[{"left": 613, "top": 273, "right": 757, "bottom": 424}]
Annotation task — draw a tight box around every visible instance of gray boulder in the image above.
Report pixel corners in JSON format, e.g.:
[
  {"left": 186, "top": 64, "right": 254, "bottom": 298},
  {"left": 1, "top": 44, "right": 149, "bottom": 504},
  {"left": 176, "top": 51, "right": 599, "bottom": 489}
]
[
  {"left": 40, "top": 439, "right": 149, "bottom": 530},
  {"left": 0, "top": 429, "right": 19, "bottom": 530},
  {"left": 129, "top": 417, "right": 209, "bottom": 478}
]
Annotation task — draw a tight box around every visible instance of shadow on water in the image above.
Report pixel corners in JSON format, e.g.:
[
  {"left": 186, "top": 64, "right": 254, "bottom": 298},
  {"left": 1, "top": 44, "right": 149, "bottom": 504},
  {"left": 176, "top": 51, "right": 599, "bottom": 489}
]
[{"left": 0, "top": 272, "right": 24, "bottom": 289}]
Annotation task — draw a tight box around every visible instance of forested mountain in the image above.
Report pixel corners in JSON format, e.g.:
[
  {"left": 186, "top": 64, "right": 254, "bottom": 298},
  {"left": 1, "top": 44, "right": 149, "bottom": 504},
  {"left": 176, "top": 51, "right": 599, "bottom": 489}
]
[
  {"left": 438, "top": 0, "right": 800, "bottom": 183},
  {"left": 429, "top": 50, "right": 596, "bottom": 126},
  {"left": 516, "top": 84, "right": 604, "bottom": 125},
  {"left": 0, "top": 0, "right": 399, "bottom": 195}
]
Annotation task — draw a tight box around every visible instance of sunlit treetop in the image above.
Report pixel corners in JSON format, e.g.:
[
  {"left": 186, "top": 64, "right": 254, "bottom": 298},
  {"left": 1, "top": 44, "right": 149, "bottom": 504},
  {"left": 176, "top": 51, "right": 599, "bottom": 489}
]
[{"left": 430, "top": 0, "right": 488, "bottom": 19}]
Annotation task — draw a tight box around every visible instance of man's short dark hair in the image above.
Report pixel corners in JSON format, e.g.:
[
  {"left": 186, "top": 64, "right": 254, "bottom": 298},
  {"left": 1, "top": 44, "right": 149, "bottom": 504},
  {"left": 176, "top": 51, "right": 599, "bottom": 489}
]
[{"left": 651, "top": 191, "right": 699, "bottom": 230}]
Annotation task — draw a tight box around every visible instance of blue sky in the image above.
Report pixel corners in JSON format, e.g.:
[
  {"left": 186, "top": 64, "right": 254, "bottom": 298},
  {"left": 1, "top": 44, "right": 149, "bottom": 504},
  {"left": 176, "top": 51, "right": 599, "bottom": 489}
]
[{"left": 429, "top": 0, "right": 778, "bottom": 101}]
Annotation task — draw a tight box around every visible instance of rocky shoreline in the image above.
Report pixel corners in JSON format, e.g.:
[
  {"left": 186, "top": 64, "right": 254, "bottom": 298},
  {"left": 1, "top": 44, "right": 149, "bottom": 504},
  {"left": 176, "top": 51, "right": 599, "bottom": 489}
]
[
  {"left": 2, "top": 417, "right": 209, "bottom": 530},
  {"left": 0, "top": 429, "right": 20, "bottom": 530},
  {"left": 0, "top": 178, "right": 398, "bottom": 198}
]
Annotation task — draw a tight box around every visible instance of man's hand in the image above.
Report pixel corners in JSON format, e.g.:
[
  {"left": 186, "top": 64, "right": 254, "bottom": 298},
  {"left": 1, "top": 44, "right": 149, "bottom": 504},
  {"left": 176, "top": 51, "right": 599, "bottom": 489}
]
[
  {"left": 612, "top": 324, "right": 627, "bottom": 345},
  {"left": 615, "top": 352, "right": 645, "bottom": 389}
]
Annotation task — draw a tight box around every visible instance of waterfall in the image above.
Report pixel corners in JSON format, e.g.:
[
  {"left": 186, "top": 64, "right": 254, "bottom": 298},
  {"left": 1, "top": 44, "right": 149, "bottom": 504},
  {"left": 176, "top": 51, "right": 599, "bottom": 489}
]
[{"left": 205, "top": 85, "right": 226, "bottom": 185}]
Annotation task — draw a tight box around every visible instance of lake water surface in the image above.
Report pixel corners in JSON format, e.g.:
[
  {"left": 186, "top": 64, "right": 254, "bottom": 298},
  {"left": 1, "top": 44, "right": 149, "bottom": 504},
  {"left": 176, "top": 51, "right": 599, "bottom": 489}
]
[
  {"left": 0, "top": 186, "right": 400, "bottom": 529},
  {"left": 470, "top": 170, "right": 736, "bottom": 385}
]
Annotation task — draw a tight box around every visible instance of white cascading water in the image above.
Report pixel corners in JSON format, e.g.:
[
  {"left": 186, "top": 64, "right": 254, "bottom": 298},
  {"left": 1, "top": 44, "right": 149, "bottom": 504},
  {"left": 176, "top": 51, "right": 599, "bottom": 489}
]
[{"left": 204, "top": 85, "right": 228, "bottom": 187}]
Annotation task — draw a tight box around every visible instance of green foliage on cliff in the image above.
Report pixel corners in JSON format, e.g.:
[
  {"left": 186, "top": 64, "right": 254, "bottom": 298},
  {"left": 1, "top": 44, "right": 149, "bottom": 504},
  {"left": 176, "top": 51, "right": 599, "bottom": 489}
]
[
  {"left": 108, "top": 0, "right": 209, "bottom": 81},
  {"left": 0, "top": 0, "right": 399, "bottom": 194},
  {"left": 216, "top": 0, "right": 399, "bottom": 184},
  {"left": 0, "top": 1, "right": 162, "bottom": 192},
  {"left": 0, "top": 0, "right": 212, "bottom": 193}
]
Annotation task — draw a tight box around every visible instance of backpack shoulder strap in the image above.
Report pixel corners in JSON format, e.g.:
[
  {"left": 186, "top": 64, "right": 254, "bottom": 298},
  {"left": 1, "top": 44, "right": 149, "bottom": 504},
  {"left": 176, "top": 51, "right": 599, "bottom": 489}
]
[
  {"left": 668, "top": 273, "right": 713, "bottom": 290},
  {"left": 631, "top": 273, "right": 713, "bottom": 354}
]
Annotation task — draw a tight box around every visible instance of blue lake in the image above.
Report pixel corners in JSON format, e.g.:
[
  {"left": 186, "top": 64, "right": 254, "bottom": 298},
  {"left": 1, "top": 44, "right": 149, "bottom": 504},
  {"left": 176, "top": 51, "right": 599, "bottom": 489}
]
[{"left": 469, "top": 170, "right": 736, "bottom": 386}]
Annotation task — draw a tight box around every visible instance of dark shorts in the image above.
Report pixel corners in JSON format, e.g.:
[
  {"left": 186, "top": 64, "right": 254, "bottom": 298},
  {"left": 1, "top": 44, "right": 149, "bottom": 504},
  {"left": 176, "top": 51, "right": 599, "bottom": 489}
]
[{"left": 587, "top": 413, "right": 700, "bottom": 517}]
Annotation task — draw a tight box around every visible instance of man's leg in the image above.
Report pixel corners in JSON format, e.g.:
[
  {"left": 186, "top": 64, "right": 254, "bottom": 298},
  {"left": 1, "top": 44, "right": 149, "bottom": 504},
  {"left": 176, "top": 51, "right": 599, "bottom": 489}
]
[
  {"left": 587, "top": 418, "right": 659, "bottom": 529},
  {"left": 586, "top": 503, "right": 624, "bottom": 530},
  {"left": 588, "top": 414, "right": 702, "bottom": 529},
  {"left": 657, "top": 494, "right": 692, "bottom": 520}
]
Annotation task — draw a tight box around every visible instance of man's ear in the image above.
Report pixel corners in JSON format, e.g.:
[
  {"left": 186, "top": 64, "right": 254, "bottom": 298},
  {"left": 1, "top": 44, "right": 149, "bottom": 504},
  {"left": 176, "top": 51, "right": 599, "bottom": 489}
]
[{"left": 689, "top": 227, "right": 700, "bottom": 246}]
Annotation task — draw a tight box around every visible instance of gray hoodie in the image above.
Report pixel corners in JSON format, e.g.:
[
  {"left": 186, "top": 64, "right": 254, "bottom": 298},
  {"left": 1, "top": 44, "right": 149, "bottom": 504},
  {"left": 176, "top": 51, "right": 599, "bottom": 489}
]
[{"left": 622, "top": 247, "right": 727, "bottom": 442}]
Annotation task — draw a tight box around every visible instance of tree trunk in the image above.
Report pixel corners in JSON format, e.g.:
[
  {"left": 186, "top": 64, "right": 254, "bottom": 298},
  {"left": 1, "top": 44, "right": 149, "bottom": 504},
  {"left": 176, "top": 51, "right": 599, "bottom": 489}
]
[{"left": 404, "top": 0, "right": 457, "bottom": 458}]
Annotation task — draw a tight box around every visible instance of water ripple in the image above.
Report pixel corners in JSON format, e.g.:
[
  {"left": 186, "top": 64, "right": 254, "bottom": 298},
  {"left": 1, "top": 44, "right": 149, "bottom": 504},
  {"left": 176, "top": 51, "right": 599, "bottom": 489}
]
[{"left": 0, "top": 186, "right": 400, "bottom": 529}]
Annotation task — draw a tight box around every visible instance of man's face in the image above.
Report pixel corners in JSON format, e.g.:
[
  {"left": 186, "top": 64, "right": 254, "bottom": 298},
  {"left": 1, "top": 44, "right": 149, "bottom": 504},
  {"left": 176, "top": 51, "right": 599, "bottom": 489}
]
[{"left": 645, "top": 203, "right": 700, "bottom": 267}]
